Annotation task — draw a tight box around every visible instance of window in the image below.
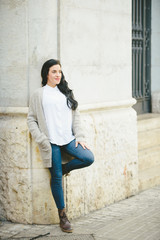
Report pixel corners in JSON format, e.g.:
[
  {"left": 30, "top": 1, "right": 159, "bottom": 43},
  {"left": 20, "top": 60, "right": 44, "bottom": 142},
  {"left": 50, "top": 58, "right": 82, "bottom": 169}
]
[{"left": 132, "top": 0, "right": 151, "bottom": 114}]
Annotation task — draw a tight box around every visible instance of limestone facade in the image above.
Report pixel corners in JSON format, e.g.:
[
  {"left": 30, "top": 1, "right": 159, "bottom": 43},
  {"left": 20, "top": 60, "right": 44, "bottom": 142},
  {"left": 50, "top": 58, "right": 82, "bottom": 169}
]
[
  {"left": 0, "top": 101, "right": 138, "bottom": 224},
  {"left": 0, "top": 0, "right": 159, "bottom": 224}
]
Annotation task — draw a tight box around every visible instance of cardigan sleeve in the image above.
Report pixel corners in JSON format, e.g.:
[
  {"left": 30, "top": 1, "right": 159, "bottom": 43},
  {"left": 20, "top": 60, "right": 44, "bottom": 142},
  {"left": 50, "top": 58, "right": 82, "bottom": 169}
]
[
  {"left": 72, "top": 108, "right": 85, "bottom": 142},
  {"left": 27, "top": 93, "right": 48, "bottom": 147}
]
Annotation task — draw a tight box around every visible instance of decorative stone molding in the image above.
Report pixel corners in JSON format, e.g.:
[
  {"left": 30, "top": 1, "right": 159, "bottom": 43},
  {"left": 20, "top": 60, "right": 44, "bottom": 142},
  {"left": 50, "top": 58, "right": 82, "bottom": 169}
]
[
  {"left": 79, "top": 98, "right": 136, "bottom": 112},
  {"left": 0, "top": 98, "right": 136, "bottom": 115}
]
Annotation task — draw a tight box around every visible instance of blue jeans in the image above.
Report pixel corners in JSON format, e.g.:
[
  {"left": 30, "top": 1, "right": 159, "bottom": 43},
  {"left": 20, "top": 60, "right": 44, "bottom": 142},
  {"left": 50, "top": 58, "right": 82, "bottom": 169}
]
[{"left": 49, "top": 139, "right": 94, "bottom": 210}]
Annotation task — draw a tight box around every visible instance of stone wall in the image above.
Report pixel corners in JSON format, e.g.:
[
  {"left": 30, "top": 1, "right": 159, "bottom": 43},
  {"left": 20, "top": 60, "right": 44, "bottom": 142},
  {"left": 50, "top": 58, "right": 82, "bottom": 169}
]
[
  {"left": 0, "top": 0, "right": 139, "bottom": 224},
  {"left": 60, "top": 0, "right": 132, "bottom": 105},
  {"left": 0, "top": 0, "right": 58, "bottom": 107},
  {"left": 0, "top": 108, "right": 59, "bottom": 224},
  {"left": 152, "top": 91, "right": 160, "bottom": 113},
  {"left": 0, "top": 109, "right": 32, "bottom": 223},
  {"left": 0, "top": 101, "right": 138, "bottom": 224},
  {"left": 138, "top": 114, "right": 160, "bottom": 191},
  {"left": 66, "top": 102, "right": 138, "bottom": 219}
]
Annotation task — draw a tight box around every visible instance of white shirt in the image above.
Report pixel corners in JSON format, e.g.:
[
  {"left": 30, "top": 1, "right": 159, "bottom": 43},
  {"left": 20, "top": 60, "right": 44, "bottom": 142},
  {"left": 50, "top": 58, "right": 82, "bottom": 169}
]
[{"left": 42, "top": 85, "right": 75, "bottom": 145}]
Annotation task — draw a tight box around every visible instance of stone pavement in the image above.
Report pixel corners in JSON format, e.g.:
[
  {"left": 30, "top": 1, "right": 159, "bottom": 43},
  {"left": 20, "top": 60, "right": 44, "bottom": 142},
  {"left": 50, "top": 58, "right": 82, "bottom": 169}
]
[{"left": 0, "top": 186, "right": 160, "bottom": 240}]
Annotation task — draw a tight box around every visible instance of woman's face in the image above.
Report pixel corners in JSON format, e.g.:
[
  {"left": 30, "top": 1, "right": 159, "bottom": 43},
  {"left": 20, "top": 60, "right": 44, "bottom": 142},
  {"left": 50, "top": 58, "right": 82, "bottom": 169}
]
[{"left": 47, "top": 64, "right": 62, "bottom": 88}]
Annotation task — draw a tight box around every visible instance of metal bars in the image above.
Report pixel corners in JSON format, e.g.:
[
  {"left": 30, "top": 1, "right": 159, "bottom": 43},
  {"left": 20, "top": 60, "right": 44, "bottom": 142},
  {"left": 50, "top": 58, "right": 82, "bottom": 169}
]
[{"left": 132, "top": 0, "right": 151, "bottom": 114}]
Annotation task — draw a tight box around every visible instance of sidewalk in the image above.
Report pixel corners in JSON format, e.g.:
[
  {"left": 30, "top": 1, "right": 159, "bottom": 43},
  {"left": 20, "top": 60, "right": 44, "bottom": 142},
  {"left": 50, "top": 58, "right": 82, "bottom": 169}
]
[{"left": 0, "top": 186, "right": 160, "bottom": 240}]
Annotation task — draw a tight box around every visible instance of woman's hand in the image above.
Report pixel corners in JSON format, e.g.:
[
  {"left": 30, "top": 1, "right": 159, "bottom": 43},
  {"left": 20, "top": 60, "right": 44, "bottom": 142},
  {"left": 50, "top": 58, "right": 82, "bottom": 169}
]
[
  {"left": 41, "top": 140, "right": 50, "bottom": 151},
  {"left": 75, "top": 141, "right": 90, "bottom": 150}
]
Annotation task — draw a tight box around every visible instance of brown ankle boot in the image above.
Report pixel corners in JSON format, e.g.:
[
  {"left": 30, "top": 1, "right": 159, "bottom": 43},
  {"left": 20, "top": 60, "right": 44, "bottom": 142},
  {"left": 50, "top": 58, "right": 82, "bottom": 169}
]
[{"left": 58, "top": 208, "right": 73, "bottom": 233}]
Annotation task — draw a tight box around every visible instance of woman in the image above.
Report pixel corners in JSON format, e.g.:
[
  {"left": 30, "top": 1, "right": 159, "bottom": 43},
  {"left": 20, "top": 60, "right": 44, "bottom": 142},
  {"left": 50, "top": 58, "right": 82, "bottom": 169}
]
[{"left": 27, "top": 59, "right": 94, "bottom": 233}]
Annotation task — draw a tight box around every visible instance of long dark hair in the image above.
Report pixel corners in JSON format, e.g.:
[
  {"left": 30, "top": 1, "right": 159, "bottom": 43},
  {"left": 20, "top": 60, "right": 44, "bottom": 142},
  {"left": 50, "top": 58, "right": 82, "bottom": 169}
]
[{"left": 41, "top": 59, "right": 78, "bottom": 110}]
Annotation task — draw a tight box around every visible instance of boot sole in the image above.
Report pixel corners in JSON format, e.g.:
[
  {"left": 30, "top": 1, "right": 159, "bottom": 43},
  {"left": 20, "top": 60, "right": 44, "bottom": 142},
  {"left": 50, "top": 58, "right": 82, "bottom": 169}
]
[{"left": 61, "top": 227, "right": 73, "bottom": 233}]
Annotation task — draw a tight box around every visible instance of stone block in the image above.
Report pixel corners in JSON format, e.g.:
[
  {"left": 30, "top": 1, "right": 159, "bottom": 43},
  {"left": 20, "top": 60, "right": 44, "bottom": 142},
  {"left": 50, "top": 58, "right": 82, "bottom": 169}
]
[
  {"left": 0, "top": 0, "right": 58, "bottom": 107},
  {"left": 152, "top": 91, "right": 160, "bottom": 113},
  {"left": 31, "top": 168, "right": 59, "bottom": 224},
  {"left": 0, "top": 0, "right": 28, "bottom": 107},
  {"left": 139, "top": 165, "right": 160, "bottom": 191},
  {"left": 65, "top": 107, "right": 138, "bottom": 219},
  {"left": 0, "top": 112, "right": 32, "bottom": 223},
  {"left": 138, "top": 113, "right": 160, "bottom": 191},
  {"left": 0, "top": 166, "right": 32, "bottom": 223},
  {"left": 139, "top": 147, "right": 160, "bottom": 171},
  {"left": 60, "top": 0, "right": 132, "bottom": 106},
  {"left": 138, "top": 129, "right": 160, "bottom": 150},
  {"left": 0, "top": 114, "right": 30, "bottom": 169}
]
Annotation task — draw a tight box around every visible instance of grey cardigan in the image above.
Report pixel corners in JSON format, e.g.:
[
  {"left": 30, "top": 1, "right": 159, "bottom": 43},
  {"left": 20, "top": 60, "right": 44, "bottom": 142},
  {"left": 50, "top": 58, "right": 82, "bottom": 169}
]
[{"left": 27, "top": 87, "right": 85, "bottom": 168}]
